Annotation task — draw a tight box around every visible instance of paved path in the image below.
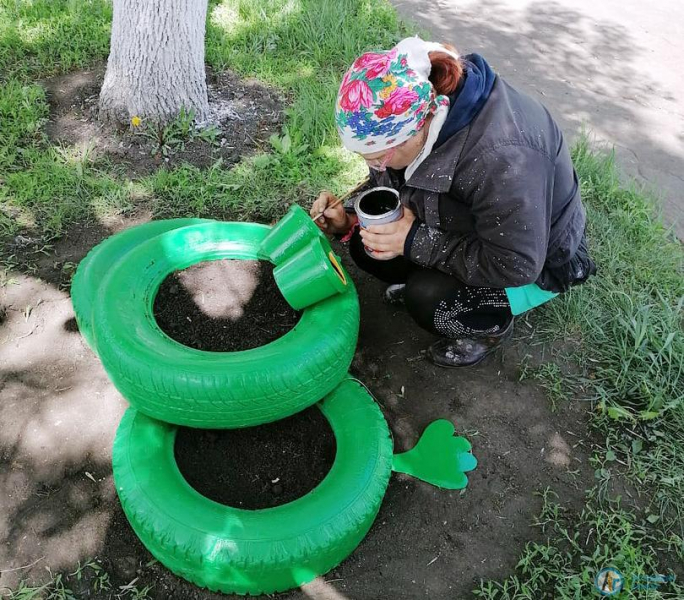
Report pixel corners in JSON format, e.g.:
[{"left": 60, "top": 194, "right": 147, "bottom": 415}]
[{"left": 391, "top": 0, "right": 684, "bottom": 238}]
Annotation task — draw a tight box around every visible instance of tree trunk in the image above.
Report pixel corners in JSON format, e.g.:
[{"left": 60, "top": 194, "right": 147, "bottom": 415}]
[{"left": 99, "top": 0, "right": 209, "bottom": 125}]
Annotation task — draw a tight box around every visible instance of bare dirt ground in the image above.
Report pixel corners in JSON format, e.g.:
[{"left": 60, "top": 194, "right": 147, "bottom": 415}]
[
  {"left": 1, "top": 216, "right": 600, "bottom": 599},
  {"left": 1, "top": 68, "right": 605, "bottom": 599},
  {"left": 42, "top": 65, "right": 283, "bottom": 178}
]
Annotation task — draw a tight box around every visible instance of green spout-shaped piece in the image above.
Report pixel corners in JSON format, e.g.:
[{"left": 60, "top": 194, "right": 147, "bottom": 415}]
[
  {"left": 273, "top": 236, "right": 349, "bottom": 310},
  {"left": 259, "top": 204, "right": 323, "bottom": 265},
  {"left": 392, "top": 420, "right": 477, "bottom": 489}
]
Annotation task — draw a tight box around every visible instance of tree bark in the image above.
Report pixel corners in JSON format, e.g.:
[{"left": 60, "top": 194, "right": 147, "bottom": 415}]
[{"left": 99, "top": 0, "right": 209, "bottom": 125}]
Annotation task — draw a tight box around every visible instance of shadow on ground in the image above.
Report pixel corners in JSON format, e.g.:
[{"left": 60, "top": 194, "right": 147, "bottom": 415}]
[
  {"left": 1, "top": 213, "right": 600, "bottom": 598},
  {"left": 0, "top": 3, "right": 653, "bottom": 592},
  {"left": 392, "top": 0, "right": 684, "bottom": 238}
]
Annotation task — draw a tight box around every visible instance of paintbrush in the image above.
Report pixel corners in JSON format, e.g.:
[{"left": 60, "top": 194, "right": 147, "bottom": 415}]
[{"left": 311, "top": 177, "right": 370, "bottom": 222}]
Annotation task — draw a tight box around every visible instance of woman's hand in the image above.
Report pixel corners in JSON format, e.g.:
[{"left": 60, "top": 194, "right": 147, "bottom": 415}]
[
  {"left": 360, "top": 206, "right": 416, "bottom": 260},
  {"left": 310, "top": 191, "right": 354, "bottom": 235}
]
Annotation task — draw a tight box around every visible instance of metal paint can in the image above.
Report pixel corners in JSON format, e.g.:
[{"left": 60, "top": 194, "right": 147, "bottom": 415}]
[{"left": 353, "top": 187, "right": 402, "bottom": 256}]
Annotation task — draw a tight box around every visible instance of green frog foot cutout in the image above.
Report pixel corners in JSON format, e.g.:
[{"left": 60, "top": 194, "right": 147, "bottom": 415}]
[{"left": 392, "top": 419, "right": 477, "bottom": 489}]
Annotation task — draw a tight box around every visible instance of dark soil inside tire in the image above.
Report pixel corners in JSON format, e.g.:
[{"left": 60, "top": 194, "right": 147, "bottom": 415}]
[
  {"left": 153, "top": 259, "right": 301, "bottom": 352},
  {"left": 175, "top": 406, "right": 336, "bottom": 508}
]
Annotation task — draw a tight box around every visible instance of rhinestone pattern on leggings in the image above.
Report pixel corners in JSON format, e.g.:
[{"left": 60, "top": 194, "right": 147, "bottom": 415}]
[
  {"left": 348, "top": 227, "right": 513, "bottom": 337},
  {"left": 433, "top": 287, "right": 509, "bottom": 337}
]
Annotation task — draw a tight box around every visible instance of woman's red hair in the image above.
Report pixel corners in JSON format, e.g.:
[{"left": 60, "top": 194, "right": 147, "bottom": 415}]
[{"left": 428, "top": 43, "right": 463, "bottom": 95}]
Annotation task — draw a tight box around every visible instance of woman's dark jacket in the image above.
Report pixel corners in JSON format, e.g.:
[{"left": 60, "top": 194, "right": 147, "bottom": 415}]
[{"left": 366, "top": 72, "right": 594, "bottom": 293}]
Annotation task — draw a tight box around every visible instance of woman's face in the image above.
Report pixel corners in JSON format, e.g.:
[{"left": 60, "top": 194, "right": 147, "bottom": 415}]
[{"left": 359, "top": 119, "right": 430, "bottom": 172}]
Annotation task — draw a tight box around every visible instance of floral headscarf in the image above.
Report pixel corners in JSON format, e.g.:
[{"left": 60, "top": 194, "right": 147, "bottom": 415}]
[{"left": 335, "top": 36, "right": 458, "bottom": 156}]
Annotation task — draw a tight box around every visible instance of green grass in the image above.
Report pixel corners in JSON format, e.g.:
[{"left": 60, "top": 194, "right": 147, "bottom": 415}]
[
  {"left": 206, "top": 0, "right": 411, "bottom": 144},
  {"left": 0, "top": 81, "right": 48, "bottom": 169},
  {"left": 141, "top": 130, "right": 365, "bottom": 222},
  {"left": 1, "top": 0, "right": 683, "bottom": 598},
  {"left": 484, "top": 141, "right": 684, "bottom": 597},
  {"left": 3, "top": 560, "right": 153, "bottom": 599},
  {"left": 0, "top": 0, "right": 394, "bottom": 241},
  {"left": 0, "top": 29, "right": 133, "bottom": 240},
  {"left": 536, "top": 140, "right": 683, "bottom": 420},
  {"left": 2, "top": 149, "right": 135, "bottom": 238},
  {"left": 0, "top": 0, "right": 112, "bottom": 81},
  {"left": 518, "top": 360, "right": 571, "bottom": 411},
  {"left": 484, "top": 140, "right": 684, "bottom": 597},
  {"left": 525, "top": 140, "right": 684, "bottom": 543},
  {"left": 475, "top": 489, "right": 682, "bottom": 599}
]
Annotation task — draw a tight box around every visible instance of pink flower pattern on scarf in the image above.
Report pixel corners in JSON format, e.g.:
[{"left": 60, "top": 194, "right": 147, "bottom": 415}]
[
  {"left": 352, "top": 49, "right": 397, "bottom": 79},
  {"left": 335, "top": 39, "right": 452, "bottom": 151},
  {"left": 374, "top": 87, "right": 419, "bottom": 119},
  {"left": 338, "top": 79, "right": 374, "bottom": 112}
]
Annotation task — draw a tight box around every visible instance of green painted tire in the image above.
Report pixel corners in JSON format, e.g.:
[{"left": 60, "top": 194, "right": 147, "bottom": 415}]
[
  {"left": 71, "top": 218, "right": 212, "bottom": 352},
  {"left": 91, "top": 221, "right": 360, "bottom": 428},
  {"left": 112, "top": 378, "right": 393, "bottom": 596}
]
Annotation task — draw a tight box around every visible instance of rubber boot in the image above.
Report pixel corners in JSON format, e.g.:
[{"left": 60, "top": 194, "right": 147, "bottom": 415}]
[
  {"left": 384, "top": 283, "right": 406, "bottom": 306},
  {"left": 427, "top": 318, "right": 515, "bottom": 368}
]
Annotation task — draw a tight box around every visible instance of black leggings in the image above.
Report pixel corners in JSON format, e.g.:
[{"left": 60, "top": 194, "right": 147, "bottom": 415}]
[{"left": 348, "top": 229, "right": 512, "bottom": 337}]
